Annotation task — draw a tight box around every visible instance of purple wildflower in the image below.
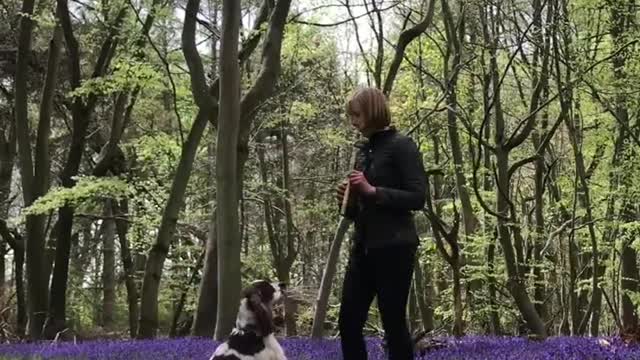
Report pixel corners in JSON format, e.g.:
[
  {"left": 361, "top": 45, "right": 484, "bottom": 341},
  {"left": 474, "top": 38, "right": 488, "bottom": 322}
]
[{"left": 0, "top": 336, "right": 639, "bottom": 359}]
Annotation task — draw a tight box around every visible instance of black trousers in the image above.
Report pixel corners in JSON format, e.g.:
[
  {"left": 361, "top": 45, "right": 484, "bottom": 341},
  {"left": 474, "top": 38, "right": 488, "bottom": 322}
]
[{"left": 338, "top": 243, "right": 417, "bottom": 360}]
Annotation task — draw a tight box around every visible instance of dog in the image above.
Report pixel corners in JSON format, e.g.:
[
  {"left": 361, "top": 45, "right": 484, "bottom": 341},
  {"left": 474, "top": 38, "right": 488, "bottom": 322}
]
[{"left": 209, "top": 280, "right": 287, "bottom": 360}]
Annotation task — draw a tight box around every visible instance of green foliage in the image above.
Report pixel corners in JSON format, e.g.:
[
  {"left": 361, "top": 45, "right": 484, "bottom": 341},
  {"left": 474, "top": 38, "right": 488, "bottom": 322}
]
[
  {"left": 68, "top": 60, "right": 164, "bottom": 100},
  {"left": 20, "top": 176, "right": 131, "bottom": 217}
]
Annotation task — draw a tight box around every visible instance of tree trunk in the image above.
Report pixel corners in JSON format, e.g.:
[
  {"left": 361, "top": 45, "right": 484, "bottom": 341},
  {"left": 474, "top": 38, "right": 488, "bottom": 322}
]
[
  {"left": 216, "top": 0, "right": 292, "bottom": 338},
  {"left": 620, "top": 202, "right": 639, "bottom": 331},
  {"left": 451, "top": 259, "right": 463, "bottom": 336},
  {"left": 45, "top": 134, "right": 90, "bottom": 337},
  {"left": 609, "top": 0, "right": 638, "bottom": 333},
  {"left": 101, "top": 201, "right": 116, "bottom": 330},
  {"left": 192, "top": 210, "right": 219, "bottom": 337},
  {"left": 15, "top": 0, "right": 61, "bottom": 338},
  {"left": 408, "top": 283, "right": 419, "bottom": 333},
  {"left": 14, "top": 237, "right": 26, "bottom": 337},
  {"left": 413, "top": 257, "right": 434, "bottom": 332},
  {"left": 45, "top": 2, "right": 125, "bottom": 337},
  {"left": 486, "top": 239, "right": 500, "bottom": 335},
  {"left": 191, "top": 126, "right": 218, "bottom": 338},
  {"left": 138, "top": 109, "right": 210, "bottom": 339},
  {"left": 531, "top": 100, "right": 549, "bottom": 325},
  {"left": 213, "top": 0, "right": 242, "bottom": 340},
  {"left": 441, "top": 0, "right": 478, "bottom": 237},
  {"left": 0, "top": 248, "right": 4, "bottom": 312},
  {"left": 495, "top": 147, "right": 545, "bottom": 337},
  {"left": 284, "top": 297, "right": 298, "bottom": 337},
  {"left": 486, "top": 1, "right": 546, "bottom": 337},
  {"left": 151, "top": 5, "right": 274, "bottom": 331},
  {"left": 170, "top": 249, "right": 205, "bottom": 337},
  {"left": 44, "top": 222, "right": 58, "bottom": 287},
  {"left": 279, "top": 121, "right": 298, "bottom": 336},
  {"left": 311, "top": 217, "right": 351, "bottom": 338},
  {"left": 112, "top": 200, "right": 139, "bottom": 338},
  {"left": 0, "top": 98, "right": 15, "bottom": 322}
]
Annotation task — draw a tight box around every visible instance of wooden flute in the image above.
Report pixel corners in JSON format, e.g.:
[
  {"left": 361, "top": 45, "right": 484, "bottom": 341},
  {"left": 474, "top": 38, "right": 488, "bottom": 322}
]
[{"left": 340, "top": 145, "right": 359, "bottom": 217}]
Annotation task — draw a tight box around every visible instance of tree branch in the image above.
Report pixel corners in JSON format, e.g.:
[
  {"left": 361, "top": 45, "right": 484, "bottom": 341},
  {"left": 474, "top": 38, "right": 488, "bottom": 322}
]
[
  {"left": 239, "top": 0, "right": 293, "bottom": 132},
  {"left": 183, "top": 0, "right": 214, "bottom": 109},
  {"left": 383, "top": 0, "right": 435, "bottom": 95},
  {"left": 290, "top": 1, "right": 399, "bottom": 27}
]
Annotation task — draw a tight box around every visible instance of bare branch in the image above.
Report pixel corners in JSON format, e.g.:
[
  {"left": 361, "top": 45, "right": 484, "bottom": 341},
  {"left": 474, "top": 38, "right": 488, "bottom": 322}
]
[
  {"left": 183, "top": 0, "right": 214, "bottom": 109},
  {"left": 344, "top": 0, "right": 374, "bottom": 85},
  {"left": 291, "top": 1, "right": 399, "bottom": 27},
  {"left": 383, "top": 0, "right": 435, "bottom": 95},
  {"left": 239, "top": 0, "right": 293, "bottom": 132}
]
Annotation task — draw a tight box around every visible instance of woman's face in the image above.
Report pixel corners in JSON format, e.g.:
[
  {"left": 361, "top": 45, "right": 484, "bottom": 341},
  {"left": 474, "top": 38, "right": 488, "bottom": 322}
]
[{"left": 349, "top": 102, "right": 369, "bottom": 136}]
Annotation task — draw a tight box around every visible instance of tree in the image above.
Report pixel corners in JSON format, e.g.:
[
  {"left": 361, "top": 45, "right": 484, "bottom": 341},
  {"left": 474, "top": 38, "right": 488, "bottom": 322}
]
[
  {"left": 213, "top": 0, "right": 242, "bottom": 340},
  {"left": 14, "top": 0, "right": 62, "bottom": 338},
  {"left": 45, "top": 0, "right": 127, "bottom": 337},
  {"left": 191, "top": 0, "right": 273, "bottom": 337}
]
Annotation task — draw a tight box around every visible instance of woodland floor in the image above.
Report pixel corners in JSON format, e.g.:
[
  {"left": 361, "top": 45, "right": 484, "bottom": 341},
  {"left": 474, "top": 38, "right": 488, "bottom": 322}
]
[{"left": 0, "top": 336, "right": 639, "bottom": 359}]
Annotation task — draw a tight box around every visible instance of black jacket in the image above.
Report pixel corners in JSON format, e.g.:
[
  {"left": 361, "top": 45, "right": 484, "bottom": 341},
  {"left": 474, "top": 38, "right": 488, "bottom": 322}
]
[{"left": 343, "top": 127, "right": 427, "bottom": 249}]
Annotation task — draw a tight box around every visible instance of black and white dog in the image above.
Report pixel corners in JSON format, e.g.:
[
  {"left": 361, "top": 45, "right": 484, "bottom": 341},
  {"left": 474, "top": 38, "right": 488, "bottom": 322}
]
[{"left": 210, "top": 280, "right": 287, "bottom": 360}]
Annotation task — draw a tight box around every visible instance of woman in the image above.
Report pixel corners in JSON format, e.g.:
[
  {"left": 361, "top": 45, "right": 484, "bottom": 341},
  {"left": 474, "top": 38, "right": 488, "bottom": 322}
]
[{"left": 336, "top": 87, "right": 427, "bottom": 360}]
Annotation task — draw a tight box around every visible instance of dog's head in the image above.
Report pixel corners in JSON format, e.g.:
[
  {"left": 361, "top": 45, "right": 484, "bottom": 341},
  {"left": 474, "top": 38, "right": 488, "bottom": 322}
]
[{"left": 240, "top": 280, "right": 287, "bottom": 336}]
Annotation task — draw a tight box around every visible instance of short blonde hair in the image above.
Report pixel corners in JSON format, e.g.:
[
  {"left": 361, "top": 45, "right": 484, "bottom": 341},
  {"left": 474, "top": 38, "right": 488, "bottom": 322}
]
[{"left": 346, "top": 87, "right": 391, "bottom": 129}]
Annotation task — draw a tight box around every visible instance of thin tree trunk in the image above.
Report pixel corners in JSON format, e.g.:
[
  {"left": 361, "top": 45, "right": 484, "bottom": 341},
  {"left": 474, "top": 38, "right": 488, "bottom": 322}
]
[
  {"left": 609, "top": 0, "right": 638, "bottom": 333},
  {"left": 482, "top": 83, "right": 500, "bottom": 335},
  {"left": 44, "top": 222, "right": 58, "bottom": 286},
  {"left": 311, "top": 217, "right": 351, "bottom": 338},
  {"left": 191, "top": 113, "right": 219, "bottom": 338},
  {"left": 486, "top": 239, "right": 500, "bottom": 334},
  {"left": 408, "top": 283, "right": 419, "bottom": 333},
  {"left": 451, "top": 258, "right": 463, "bottom": 336},
  {"left": 112, "top": 200, "right": 139, "bottom": 338},
  {"left": 191, "top": 2, "right": 218, "bottom": 333},
  {"left": 441, "top": 0, "right": 478, "bottom": 237},
  {"left": 531, "top": 92, "right": 549, "bottom": 324},
  {"left": 14, "top": 237, "right": 26, "bottom": 337},
  {"left": 620, "top": 202, "right": 639, "bottom": 331},
  {"left": 224, "top": 0, "right": 292, "bottom": 337},
  {"left": 170, "top": 249, "right": 205, "bottom": 337},
  {"left": 138, "top": 109, "right": 210, "bottom": 339},
  {"left": 484, "top": 1, "right": 546, "bottom": 337},
  {"left": 0, "top": 99, "right": 15, "bottom": 322},
  {"left": 101, "top": 201, "right": 116, "bottom": 330},
  {"left": 279, "top": 120, "right": 298, "bottom": 336},
  {"left": 0, "top": 248, "right": 4, "bottom": 312},
  {"left": 413, "top": 257, "right": 434, "bottom": 332},
  {"left": 192, "top": 209, "right": 218, "bottom": 337},
  {"left": 213, "top": 0, "right": 242, "bottom": 340}
]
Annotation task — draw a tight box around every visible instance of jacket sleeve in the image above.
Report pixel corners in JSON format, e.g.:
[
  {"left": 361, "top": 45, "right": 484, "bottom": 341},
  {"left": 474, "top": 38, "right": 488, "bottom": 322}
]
[{"left": 372, "top": 137, "right": 427, "bottom": 211}]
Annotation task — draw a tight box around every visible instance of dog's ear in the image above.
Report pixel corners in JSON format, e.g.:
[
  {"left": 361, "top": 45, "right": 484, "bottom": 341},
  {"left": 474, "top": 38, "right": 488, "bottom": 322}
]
[{"left": 248, "top": 293, "right": 274, "bottom": 336}]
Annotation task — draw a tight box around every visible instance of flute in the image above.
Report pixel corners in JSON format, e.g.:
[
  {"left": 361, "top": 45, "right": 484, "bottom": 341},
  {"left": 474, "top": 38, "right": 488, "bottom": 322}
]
[{"left": 340, "top": 145, "right": 359, "bottom": 217}]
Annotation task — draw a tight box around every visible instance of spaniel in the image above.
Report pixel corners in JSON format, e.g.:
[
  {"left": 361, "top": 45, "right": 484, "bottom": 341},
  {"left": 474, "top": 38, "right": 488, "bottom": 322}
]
[{"left": 209, "top": 280, "right": 287, "bottom": 360}]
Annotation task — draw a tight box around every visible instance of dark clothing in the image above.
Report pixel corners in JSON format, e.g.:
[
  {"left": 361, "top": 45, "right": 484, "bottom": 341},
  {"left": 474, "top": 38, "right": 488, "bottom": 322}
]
[
  {"left": 339, "top": 243, "right": 417, "bottom": 360},
  {"left": 344, "top": 127, "right": 427, "bottom": 249},
  {"left": 339, "top": 127, "right": 426, "bottom": 359}
]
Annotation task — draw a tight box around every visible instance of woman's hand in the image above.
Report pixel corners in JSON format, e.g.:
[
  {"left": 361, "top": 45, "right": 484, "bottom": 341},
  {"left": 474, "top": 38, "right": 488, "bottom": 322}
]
[
  {"left": 348, "top": 171, "right": 376, "bottom": 197},
  {"left": 336, "top": 180, "right": 348, "bottom": 204}
]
